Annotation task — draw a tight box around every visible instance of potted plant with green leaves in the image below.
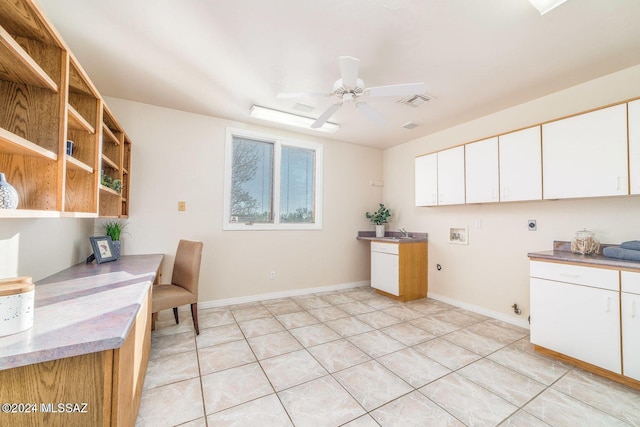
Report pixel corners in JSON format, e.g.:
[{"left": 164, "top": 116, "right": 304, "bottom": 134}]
[
  {"left": 366, "top": 203, "right": 391, "bottom": 238},
  {"left": 98, "top": 219, "right": 128, "bottom": 258}
]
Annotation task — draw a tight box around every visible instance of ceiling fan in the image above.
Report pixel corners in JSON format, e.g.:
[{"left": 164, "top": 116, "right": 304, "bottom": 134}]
[{"left": 277, "top": 56, "right": 427, "bottom": 129}]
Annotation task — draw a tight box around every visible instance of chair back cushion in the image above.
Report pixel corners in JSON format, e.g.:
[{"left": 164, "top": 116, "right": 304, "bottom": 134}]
[{"left": 172, "top": 240, "right": 203, "bottom": 296}]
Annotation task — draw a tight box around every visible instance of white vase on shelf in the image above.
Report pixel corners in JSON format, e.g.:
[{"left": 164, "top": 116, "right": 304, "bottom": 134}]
[{"left": 375, "top": 224, "right": 385, "bottom": 238}]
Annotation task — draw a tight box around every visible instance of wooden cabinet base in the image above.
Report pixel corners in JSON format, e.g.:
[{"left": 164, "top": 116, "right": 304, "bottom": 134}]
[
  {"left": 535, "top": 345, "right": 640, "bottom": 391},
  {"left": 0, "top": 287, "right": 151, "bottom": 426}
]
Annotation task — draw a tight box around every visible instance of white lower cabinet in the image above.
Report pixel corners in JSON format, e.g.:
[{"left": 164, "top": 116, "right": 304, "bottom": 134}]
[
  {"left": 622, "top": 271, "right": 640, "bottom": 381},
  {"left": 530, "top": 261, "right": 622, "bottom": 374},
  {"left": 371, "top": 242, "right": 400, "bottom": 296},
  {"left": 530, "top": 277, "right": 621, "bottom": 373}
]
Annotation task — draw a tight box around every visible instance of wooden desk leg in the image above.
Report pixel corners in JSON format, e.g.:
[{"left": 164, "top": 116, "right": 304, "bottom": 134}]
[{"left": 151, "top": 312, "right": 158, "bottom": 331}]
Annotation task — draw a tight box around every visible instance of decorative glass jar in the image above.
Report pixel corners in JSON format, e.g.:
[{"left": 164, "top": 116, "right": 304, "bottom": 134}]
[{"left": 571, "top": 229, "right": 599, "bottom": 255}]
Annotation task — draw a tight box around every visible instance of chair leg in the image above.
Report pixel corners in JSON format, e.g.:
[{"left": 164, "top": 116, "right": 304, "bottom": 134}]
[
  {"left": 191, "top": 303, "right": 200, "bottom": 335},
  {"left": 173, "top": 307, "right": 179, "bottom": 324}
]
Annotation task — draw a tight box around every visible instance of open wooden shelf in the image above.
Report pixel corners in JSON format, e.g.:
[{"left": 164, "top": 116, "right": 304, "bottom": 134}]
[
  {"left": 0, "top": 127, "right": 57, "bottom": 160},
  {"left": 66, "top": 155, "right": 93, "bottom": 173},
  {"left": 0, "top": 209, "right": 61, "bottom": 219},
  {"left": 67, "top": 104, "right": 95, "bottom": 134},
  {"left": 103, "top": 124, "right": 120, "bottom": 146},
  {"left": 0, "top": 25, "right": 58, "bottom": 92},
  {"left": 101, "top": 153, "right": 119, "bottom": 170},
  {"left": 100, "top": 185, "right": 121, "bottom": 197}
]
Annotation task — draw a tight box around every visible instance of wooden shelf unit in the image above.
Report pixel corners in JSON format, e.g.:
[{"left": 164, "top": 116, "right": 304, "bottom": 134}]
[{"left": 0, "top": 0, "right": 131, "bottom": 218}]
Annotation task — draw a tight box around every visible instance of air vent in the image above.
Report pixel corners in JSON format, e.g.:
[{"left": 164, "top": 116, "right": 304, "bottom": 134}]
[
  {"left": 292, "top": 102, "right": 315, "bottom": 113},
  {"left": 397, "top": 94, "right": 432, "bottom": 108},
  {"left": 402, "top": 121, "right": 420, "bottom": 129}
]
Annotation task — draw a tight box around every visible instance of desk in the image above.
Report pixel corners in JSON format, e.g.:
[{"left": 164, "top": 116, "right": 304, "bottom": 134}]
[{"left": 0, "top": 254, "right": 163, "bottom": 426}]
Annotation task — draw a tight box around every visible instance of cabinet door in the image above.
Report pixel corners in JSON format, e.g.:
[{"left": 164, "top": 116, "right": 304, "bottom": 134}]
[
  {"left": 371, "top": 251, "right": 399, "bottom": 296},
  {"left": 499, "top": 126, "right": 542, "bottom": 202},
  {"left": 542, "top": 104, "right": 628, "bottom": 199},
  {"left": 629, "top": 100, "right": 640, "bottom": 195},
  {"left": 437, "top": 146, "right": 465, "bottom": 205},
  {"left": 622, "top": 292, "right": 640, "bottom": 381},
  {"left": 465, "top": 137, "right": 498, "bottom": 203},
  {"left": 415, "top": 154, "right": 438, "bottom": 206},
  {"left": 530, "top": 277, "right": 621, "bottom": 373}
]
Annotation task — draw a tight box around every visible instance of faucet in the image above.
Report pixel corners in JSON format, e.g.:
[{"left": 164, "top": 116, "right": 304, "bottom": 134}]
[{"left": 398, "top": 228, "right": 409, "bottom": 238}]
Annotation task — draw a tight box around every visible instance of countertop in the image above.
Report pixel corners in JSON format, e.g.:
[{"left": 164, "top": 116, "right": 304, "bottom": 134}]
[
  {"left": 0, "top": 254, "right": 163, "bottom": 370},
  {"left": 357, "top": 230, "right": 428, "bottom": 242},
  {"left": 528, "top": 241, "right": 640, "bottom": 271}
]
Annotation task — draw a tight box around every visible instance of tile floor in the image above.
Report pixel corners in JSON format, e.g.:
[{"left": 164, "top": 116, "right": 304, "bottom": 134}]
[{"left": 136, "top": 287, "right": 640, "bottom": 426}]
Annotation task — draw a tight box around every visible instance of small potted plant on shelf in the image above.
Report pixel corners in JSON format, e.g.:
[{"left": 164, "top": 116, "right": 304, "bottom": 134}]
[
  {"left": 98, "top": 219, "right": 128, "bottom": 258},
  {"left": 366, "top": 203, "right": 391, "bottom": 238}
]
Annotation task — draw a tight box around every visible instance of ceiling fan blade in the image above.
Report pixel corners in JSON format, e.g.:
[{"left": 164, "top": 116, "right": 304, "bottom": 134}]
[
  {"left": 311, "top": 103, "right": 341, "bottom": 128},
  {"left": 339, "top": 56, "right": 360, "bottom": 87},
  {"left": 276, "top": 91, "right": 331, "bottom": 99},
  {"left": 356, "top": 102, "right": 385, "bottom": 126},
  {"left": 366, "top": 82, "right": 426, "bottom": 97}
]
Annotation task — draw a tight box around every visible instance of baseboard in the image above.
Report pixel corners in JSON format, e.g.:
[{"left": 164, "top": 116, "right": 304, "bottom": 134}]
[
  {"left": 428, "top": 292, "right": 530, "bottom": 330},
  {"left": 199, "top": 280, "right": 370, "bottom": 310}
]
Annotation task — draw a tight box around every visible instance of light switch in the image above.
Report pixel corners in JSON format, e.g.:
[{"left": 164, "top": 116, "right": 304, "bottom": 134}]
[{"left": 178, "top": 201, "right": 186, "bottom": 211}]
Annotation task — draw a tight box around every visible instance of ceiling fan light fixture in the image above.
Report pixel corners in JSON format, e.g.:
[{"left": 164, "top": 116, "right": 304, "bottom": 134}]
[
  {"left": 250, "top": 105, "right": 339, "bottom": 133},
  {"left": 527, "top": 0, "right": 568, "bottom": 15}
]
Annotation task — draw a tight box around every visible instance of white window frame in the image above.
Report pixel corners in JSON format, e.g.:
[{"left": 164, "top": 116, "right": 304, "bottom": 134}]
[{"left": 223, "top": 127, "right": 323, "bottom": 230}]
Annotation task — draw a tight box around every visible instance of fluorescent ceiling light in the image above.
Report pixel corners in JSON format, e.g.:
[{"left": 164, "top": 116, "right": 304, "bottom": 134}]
[
  {"left": 249, "top": 105, "right": 339, "bottom": 133},
  {"left": 527, "top": 0, "right": 568, "bottom": 15}
]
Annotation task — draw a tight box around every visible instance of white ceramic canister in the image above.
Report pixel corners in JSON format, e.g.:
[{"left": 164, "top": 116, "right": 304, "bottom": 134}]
[{"left": 0, "top": 276, "right": 35, "bottom": 337}]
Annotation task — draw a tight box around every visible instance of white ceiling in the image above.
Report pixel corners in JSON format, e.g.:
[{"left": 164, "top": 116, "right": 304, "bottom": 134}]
[{"left": 38, "top": 0, "right": 640, "bottom": 149}]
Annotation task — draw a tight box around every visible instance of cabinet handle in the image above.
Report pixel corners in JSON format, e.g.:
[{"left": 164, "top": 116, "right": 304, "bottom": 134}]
[
  {"left": 605, "top": 296, "right": 611, "bottom": 313},
  {"left": 632, "top": 301, "right": 637, "bottom": 318},
  {"left": 432, "top": 194, "right": 437, "bottom": 203},
  {"left": 617, "top": 177, "right": 621, "bottom": 191},
  {"left": 560, "top": 273, "right": 580, "bottom": 279},
  {"left": 503, "top": 187, "right": 509, "bottom": 200},
  {"left": 439, "top": 194, "right": 444, "bottom": 203},
  {"left": 492, "top": 188, "right": 497, "bottom": 200}
]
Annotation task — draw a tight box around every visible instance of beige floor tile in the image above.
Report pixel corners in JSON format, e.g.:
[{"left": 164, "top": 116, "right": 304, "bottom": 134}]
[
  {"left": 292, "top": 295, "right": 331, "bottom": 310},
  {"left": 382, "top": 305, "right": 425, "bottom": 321},
  {"left": 347, "top": 330, "right": 405, "bottom": 358},
  {"left": 371, "top": 390, "right": 464, "bottom": 427},
  {"left": 201, "top": 362, "right": 273, "bottom": 414},
  {"left": 420, "top": 373, "right": 518, "bottom": 426},
  {"left": 413, "top": 338, "right": 481, "bottom": 370},
  {"left": 319, "top": 292, "right": 357, "bottom": 305},
  {"left": 231, "top": 305, "right": 272, "bottom": 322},
  {"left": 523, "top": 388, "right": 629, "bottom": 426},
  {"left": 442, "top": 328, "right": 506, "bottom": 356},
  {"left": 465, "top": 321, "right": 529, "bottom": 345},
  {"left": 334, "top": 360, "right": 413, "bottom": 411},
  {"left": 341, "top": 414, "right": 381, "bottom": 426},
  {"left": 355, "top": 311, "right": 403, "bottom": 329},
  {"left": 551, "top": 368, "right": 640, "bottom": 425},
  {"left": 207, "top": 394, "right": 293, "bottom": 426},
  {"left": 409, "top": 316, "right": 461, "bottom": 336},
  {"left": 238, "top": 316, "right": 284, "bottom": 338},
  {"left": 260, "top": 349, "right": 328, "bottom": 391},
  {"left": 378, "top": 348, "right": 450, "bottom": 388},
  {"left": 500, "top": 410, "right": 551, "bottom": 427},
  {"left": 198, "top": 339, "right": 256, "bottom": 375},
  {"left": 263, "top": 299, "right": 304, "bottom": 316},
  {"left": 144, "top": 350, "right": 200, "bottom": 390},
  {"left": 339, "top": 301, "right": 378, "bottom": 316},
  {"left": 136, "top": 377, "right": 204, "bottom": 426},
  {"left": 487, "top": 345, "right": 572, "bottom": 385},
  {"left": 278, "top": 376, "right": 365, "bottom": 427},
  {"left": 196, "top": 323, "right": 244, "bottom": 349},
  {"left": 150, "top": 330, "right": 196, "bottom": 360},
  {"left": 307, "top": 339, "right": 371, "bottom": 373},
  {"left": 325, "top": 316, "right": 374, "bottom": 337},
  {"left": 307, "top": 306, "right": 350, "bottom": 322},
  {"left": 289, "top": 323, "right": 341, "bottom": 347},
  {"left": 381, "top": 322, "right": 435, "bottom": 346},
  {"left": 197, "top": 308, "right": 235, "bottom": 329},
  {"left": 457, "top": 358, "right": 546, "bottom": 406},
  {"left": 248, "top": 330, "right": 303, "bottom": 360},
  {"left": 276, "top": 311, "right": 320, "bottom": 329}
]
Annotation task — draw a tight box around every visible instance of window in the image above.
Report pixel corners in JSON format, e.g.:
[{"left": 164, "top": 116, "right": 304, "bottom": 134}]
[{"left": 224, "top": 128, "right": 323, "bottom": 230}]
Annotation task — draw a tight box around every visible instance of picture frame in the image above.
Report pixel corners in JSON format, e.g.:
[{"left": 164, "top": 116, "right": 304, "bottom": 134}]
[{"left": 89, "top": 236, "right": 119, "bottom": 264}]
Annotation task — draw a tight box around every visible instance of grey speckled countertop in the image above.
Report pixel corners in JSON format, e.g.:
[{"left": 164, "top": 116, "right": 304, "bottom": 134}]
[
  {"left": 528, "top": 241, "right": 640, "bottom": 271},
  {"left": 357, "top": 231, "right": 428, "bottom": 242},
  {"left": 0, "top": 254, "right": 163, "bottom": 370}
]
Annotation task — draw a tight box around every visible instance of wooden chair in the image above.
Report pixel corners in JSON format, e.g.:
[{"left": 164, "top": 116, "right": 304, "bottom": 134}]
[{"left": 151, "top": 240, "right": 203, "bottom": 335}]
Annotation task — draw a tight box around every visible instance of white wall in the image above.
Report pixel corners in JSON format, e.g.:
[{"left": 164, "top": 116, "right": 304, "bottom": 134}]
[
  {"left": 104, "top": 97, "right": 383, "bottom": 303},
  {"left": 0, "top": 218, "right": 94, "bottom": 281},
  {"left": 383, "top": 65, "right": 640, "bottom": 326}
]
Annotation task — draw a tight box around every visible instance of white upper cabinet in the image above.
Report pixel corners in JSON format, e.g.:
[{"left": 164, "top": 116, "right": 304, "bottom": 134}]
[
  {"left": 465, "top": 137, "right": 498, "bottom": 203},
  {"left": 629, "top": 100, "right": 640, "bottom": 195},
  {"left": 499, "top": 126, "right": 542, "bottom": 202},
  {"left": 415, "top": 153, "right": 438, "bottom": 206},
  {"left": 415, "top": 147, "right": 465, "bottom": 206},
  {"left": 437, "top": 146, "right": 466, "bottom": 205},
  {"left": 542, "top": 104, "right": 628, "bottom": 199}
]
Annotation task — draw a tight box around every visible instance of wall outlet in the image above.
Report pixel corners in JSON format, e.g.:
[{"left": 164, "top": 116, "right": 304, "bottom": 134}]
[
  {"left": 269, "top": 271, "right": 276, "bottom": 280},
  {"left": 528, "top": 219, "right": 537, "bottom": 231}
]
